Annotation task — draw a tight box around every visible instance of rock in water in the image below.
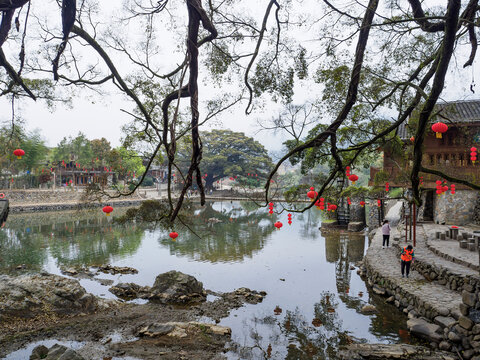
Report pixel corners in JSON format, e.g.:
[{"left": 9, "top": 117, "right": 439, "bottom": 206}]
[
  {"left": 338, "top": 344, "right": 457, "bottom": 360},
  {"left": 30, "top": 344, "right": 85, "bottom": 360},
  {"left": 407, "top": 318, "right": 443, "bottom": 342},
  {"left": 0, "top": 273, "right": 97, "bottom": 322},
  {"left": 150, "top": 270, "right": 206, "bottom": 304},
  {"left": 361, "top": 304, "right": 377, "bottom": 313}
]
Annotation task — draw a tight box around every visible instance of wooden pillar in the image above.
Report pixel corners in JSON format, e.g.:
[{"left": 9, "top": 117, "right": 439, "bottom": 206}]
[{"left": 413, "top": 203, "right": 416, "bottom": 247}]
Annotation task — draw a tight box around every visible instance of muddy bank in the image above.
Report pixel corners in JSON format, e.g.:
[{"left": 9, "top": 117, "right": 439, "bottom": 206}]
[{"left": 0, "top": 271, "right": 266, "bottom": 359}]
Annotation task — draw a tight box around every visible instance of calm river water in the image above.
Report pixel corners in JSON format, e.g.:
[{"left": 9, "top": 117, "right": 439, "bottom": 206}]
[{"left": 0, "top": 201, "right": 413, "bottom": 359}]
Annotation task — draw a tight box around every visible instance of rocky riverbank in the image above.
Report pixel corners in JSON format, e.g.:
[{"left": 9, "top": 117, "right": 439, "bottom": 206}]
[{"left": 0, "top": 270, "right": 265, "bottom": 359}]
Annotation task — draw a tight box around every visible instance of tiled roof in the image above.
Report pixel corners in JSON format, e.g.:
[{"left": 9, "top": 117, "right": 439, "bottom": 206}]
[
  {"left": 435, "top": 100, "right": 480, "bottom": 123},
  {"left": 396, "top": 99, "right": 480, "bottom": 140}
]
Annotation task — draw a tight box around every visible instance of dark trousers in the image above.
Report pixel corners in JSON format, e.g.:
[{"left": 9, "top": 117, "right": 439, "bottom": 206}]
[
  {"left": 401, "top": 260, "right": 411, "bottom": 276},
  {"left": 382, "top": 235, "right": 390, "bottom": 247}
]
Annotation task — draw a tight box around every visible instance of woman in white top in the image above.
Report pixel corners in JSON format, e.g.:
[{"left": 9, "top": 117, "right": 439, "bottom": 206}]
[{"left": 382, "top": 219, "right": 391, "bottom": 248}]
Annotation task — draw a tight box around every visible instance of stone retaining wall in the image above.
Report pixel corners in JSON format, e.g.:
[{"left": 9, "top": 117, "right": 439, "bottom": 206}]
[
  {"left": 434, "top": 190, "right": 477, "bottom": 225},
  {"left": 365, "top": 236, "right": 480, "bottom": 358},
  {"left": 426, "top": 241, "right": 480, "bottom": 272}
]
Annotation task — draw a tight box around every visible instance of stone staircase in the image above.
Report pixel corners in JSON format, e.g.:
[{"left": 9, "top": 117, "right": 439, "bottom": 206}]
[{"left": 363, "top": 223, "right": 480, "bottom": 360}]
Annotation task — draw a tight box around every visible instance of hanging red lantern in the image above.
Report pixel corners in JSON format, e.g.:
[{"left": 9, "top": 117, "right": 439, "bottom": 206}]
[
  {"left": 307, "top": 187, "right": 317, "bottom": 200},
  {"left": 410, "top": 136, "right": 415, "bottom": 143},
  {"left": 169, "top": 232, "right": 179, "bottom": 240},
  {"left": 269, "top": 210, "right": 274, "bottom": 215},
  {"left": 274, "top": 221, "right": 283, "bottom": 229},
  {"left": 329, "top": 204, "right": 337, "bottom": 212},
  {"left": 287, "top": 213, "right": 292, "bottom": 218},
  {"left": 451, "top": 184, "right": 456, "bottom": 195},
  {"left": 471, "top": 147, "right": 477, "bottom": 164},
  {"left": 347, "top": 197, "right": 351, "bottom": 205},
  {"left": 348, "top": 174, "right": 359, "bottom": 185},
  {"left": 359, "top": 201, "right": 365, "bottom": 207},
  {"left": 346, "top": 166, "right": 350, "bottom": 177},
  {"left": 431, "top": 122, "right": 448, "bottom": 138},
  {"left": 420, "top": 176, "right": 424, "bottom": 185},
  {"left": 269, "top": 202, "right": 274, "bottom": 207},
  {"left": 102, "top": 205, "right": 113, "bottom": 216},
  {"left": 442, "top": 185, "right": 448, "bottom": 193},
  {"left": 288, "top": 220, "right": 292, "bottom": 225},
  {"left": 13, "top": 149, "right": 25, "bottom": 159},
  {"left": 377, "top": 200, "right": 381, "bottom": 207}
]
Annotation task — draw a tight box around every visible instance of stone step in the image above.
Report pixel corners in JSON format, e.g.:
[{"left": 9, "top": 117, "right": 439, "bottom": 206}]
[{"left": 411, "top": 225, "right": 480, "bottom": 294}]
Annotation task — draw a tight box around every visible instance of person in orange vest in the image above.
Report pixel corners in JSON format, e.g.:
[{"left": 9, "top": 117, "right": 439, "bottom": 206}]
[{"left": 401, "top": 245, "right": 415, "bottom": 278}]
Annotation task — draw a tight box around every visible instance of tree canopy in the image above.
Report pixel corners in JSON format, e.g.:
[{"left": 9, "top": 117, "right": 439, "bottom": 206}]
[
  {"left": 176, "top": 129, "right": 273, "bottom": 189},
  {"left": 0, "top": 0, "right": 479, "bottom": 219}
]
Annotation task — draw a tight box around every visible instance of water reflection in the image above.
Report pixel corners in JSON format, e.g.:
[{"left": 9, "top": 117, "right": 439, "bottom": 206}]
[
  {"left": 0, "top": 210, "right": 144, "bottom": 271},
  {"left": 0, "top": 201, "right": 411, "bottom": 358},
  {"left": 159, "top": 202, "right": 277, "bottom": 263}
]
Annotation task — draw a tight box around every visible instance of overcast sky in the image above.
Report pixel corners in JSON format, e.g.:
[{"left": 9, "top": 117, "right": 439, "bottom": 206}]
[{"left": 0, "top": 0, "right": 479, "bottom": 154}]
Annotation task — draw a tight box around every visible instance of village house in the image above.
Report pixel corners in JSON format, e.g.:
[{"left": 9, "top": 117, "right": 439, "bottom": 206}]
[{"left": 370, "top": 99, "right": 480, "bottom": 225}]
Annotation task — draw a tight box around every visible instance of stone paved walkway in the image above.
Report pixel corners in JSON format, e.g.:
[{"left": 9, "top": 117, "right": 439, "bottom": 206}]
[
  {"left": 367, "top": 227, "right": 462, "bottom": 317},
  {"left": 423, "top": 224, "right": 480, "bottom": 270},
  {"left": 416, "top": 225, "right": 479, "bottom": 277}
]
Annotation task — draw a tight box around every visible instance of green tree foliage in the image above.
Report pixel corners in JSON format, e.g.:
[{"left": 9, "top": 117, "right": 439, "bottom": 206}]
[
  {"left": 177, "top": 129, "right": 273, "bottom": 189},
  {"left": 51, "top": 132, "right": 94, "bottom": 166}
]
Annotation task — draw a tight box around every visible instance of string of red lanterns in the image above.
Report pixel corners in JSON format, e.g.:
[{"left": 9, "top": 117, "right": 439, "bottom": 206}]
[{"left": 471, "top": 147, "right": 477, "bottom": 164}]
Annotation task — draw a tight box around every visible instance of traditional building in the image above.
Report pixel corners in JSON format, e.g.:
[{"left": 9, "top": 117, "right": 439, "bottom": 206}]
[
  {"left": 370, "top": 99, "right": 480, "bottom": 225},
  {"left": 55, "top": 161, "right": 113, "bottom": 187}
]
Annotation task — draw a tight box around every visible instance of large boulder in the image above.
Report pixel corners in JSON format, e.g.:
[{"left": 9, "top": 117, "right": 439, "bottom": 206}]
[
  {"left": 0, "top": 273, "right": 97, "bottom": 322},
  {"left": 407, "top": 318, "right": 443, "bottom": 342},
  {"left": 108, "top": 271, "right": 207, "bottom": 304},
  {"left": 30, "top": 344, "right": 85, "bottom": 360},
  {"left": 150, "top": 271, "right": 206, "bottom": 303}
]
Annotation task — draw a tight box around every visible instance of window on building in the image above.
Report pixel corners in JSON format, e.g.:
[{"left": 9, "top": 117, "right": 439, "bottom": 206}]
[
  {"left": 459, "top": 153, "right": 464, "bottom": 166},
  {"left": 437, "top": 154, "right": 442, "bottom": 164},
  {"left": 451, "top": 154, "right": 456, "bottom": 166},
  {"left": 444, "top": 154, "right": 449, "bottom": 164},
  {"left": 430, "top": 155, "right": 435, "bottom": 165}
]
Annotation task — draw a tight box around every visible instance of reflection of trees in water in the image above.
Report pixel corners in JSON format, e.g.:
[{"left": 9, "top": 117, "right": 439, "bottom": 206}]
[
  {"left": 229, "top": 292, "right": 351, "bottom": 359},
  {"left": 297, "top": 208, "right": 323, "bottom": 240},
  {"left": 160, "top": 202, "right": 276, "bottom": 263},
  {"left": 0, "top": 212, "right": 143, "bottom": 272}
]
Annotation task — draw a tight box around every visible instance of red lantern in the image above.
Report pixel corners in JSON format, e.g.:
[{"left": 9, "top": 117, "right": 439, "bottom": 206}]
[
  {"left": 385, "top": 182, "right": 389, "bottom": 192},
  {"left": 269, "top": 210, "right": 274, "bottom": 215},
  {"left": 307, "top": 187, "right": 317, "bottom": 200},
  {"left": 442, "top": 185, "right": 448, "bottom": 193},
  {"left": 348, "top": 174, "right": 359, "bottom": 185},
  {"left": 451, "top": 184, "right": 456, "bottom": 195},
  {"left": 471, "top": 147, "right": 477, "bottom": 164},
  {"left": 102, "top": 205, "right": 113, "bottom": 216},
  {"left": 410, "top": 136, "right": 415, "bottom": 143},
  {"left": 377, "top": 200, "right": 381, "bottom": 207},
  {"left": 13, "top": 149, "right": 25, "bottom": 159},
  {"left": 269, "top": 202, "right": 274, "bottom": 207},
  {"left": 288, "top": 220, "right": 292, "bottom": 225},
  {"left": 359, "top": 201, "right": 365, "bottom": 207},
  {"left": 169, "top": 232, "right": 179, "bottom": 240},
  {"left": 431, "top": 122, "right": 448, "bottom": 138},
  {"left": 274, "top": 221, "right": 283, "bottom": 229},
  {"left": 287, "top": 213, "right": 292, "bottom": 218},
  {"left": 347, "top": 197, "right": 351, "bottom": 205}
]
